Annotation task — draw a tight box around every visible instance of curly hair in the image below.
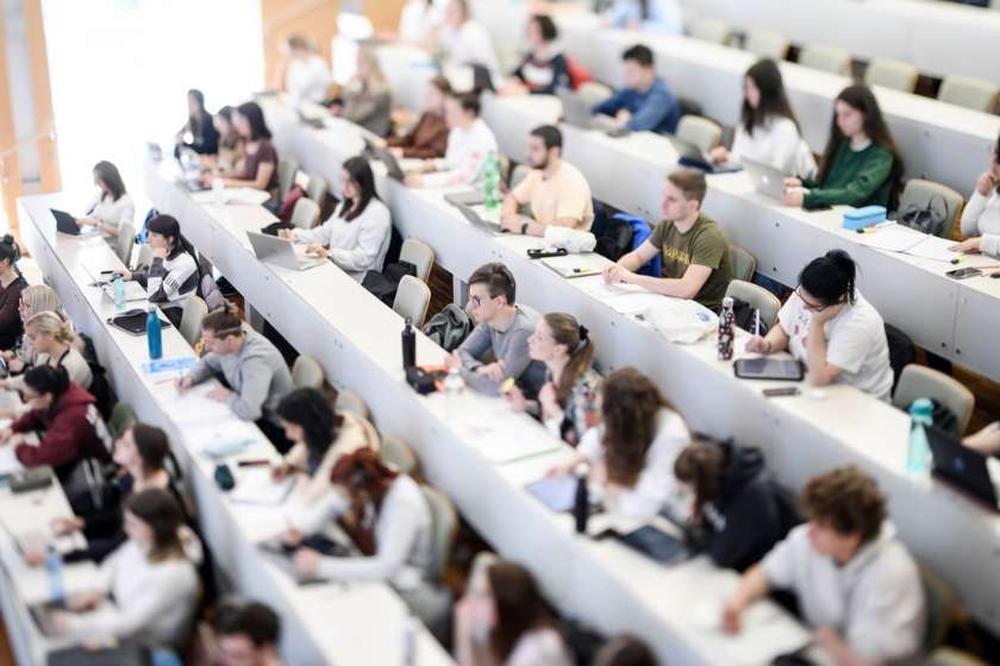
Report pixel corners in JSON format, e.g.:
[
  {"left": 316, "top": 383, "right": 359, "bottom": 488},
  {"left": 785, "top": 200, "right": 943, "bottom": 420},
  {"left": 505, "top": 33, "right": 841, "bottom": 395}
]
[
  {"left": 601, "top": 368, "right": 667, "bottom": 487},
  {"left": 801, "top": 466, "right": 886, "bottom": 544}
]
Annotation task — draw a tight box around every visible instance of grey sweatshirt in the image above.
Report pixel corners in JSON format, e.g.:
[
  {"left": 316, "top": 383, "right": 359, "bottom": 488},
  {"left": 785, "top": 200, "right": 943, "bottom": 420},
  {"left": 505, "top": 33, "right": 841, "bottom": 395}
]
[
  {"left": 457, "top": 304, "right": 541, "bottom": 395},
  {"left": 188, "top": 328, "right": 293, "bottom": 424}
]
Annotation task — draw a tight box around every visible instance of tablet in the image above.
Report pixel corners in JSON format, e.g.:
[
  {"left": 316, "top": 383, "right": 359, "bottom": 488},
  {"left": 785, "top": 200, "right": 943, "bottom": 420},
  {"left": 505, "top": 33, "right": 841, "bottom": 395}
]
[
  {"left": 615, "top": 525, "right": 689, "bottom": 564},
  {"left": 526, "top": 475, "right": 577, "bottom": 513},
  {"left": 733, "top": 357, "right": 804, "bottom": 382}
]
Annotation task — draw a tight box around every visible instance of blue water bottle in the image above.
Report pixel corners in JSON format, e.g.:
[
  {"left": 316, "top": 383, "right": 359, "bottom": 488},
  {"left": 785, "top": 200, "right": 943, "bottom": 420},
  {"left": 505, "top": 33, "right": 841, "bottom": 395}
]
[
  {"left": 113, "top": 275, "right": 126, "bottom": 312},
  {"left": 147, "top": 307, "right": 163, "bottom": 360},
  {"left": 44, "top": 545, "right": 64, "bottom": 603},
  {"left": 906, "top": 398, "right": 934, "bottom": 476}
]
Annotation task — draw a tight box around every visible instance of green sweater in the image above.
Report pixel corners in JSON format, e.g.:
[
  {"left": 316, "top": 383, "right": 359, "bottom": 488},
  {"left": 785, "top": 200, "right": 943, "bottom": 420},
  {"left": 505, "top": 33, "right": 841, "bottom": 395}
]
[{"left": 803, "top": 142, "right": 895, "bottom": 210}]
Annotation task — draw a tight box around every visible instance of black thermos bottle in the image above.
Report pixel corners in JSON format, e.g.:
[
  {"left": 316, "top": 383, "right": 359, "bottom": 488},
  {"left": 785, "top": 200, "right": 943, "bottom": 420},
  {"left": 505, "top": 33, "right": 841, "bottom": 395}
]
[
  {"left": 402, "top": 318, "right": 416, "bottom": 370},
  {"left": 573, "top": 469, "right": 589, "bottom": 534}
]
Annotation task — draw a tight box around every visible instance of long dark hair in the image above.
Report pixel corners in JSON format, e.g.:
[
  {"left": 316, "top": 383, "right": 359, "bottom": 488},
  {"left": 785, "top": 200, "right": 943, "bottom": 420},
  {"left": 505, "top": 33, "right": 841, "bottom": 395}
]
[
  {"left": 276, "top": 388, "right": 344, "bottom": 462},
  {"left": 487, "top": 562, "right": 555, "bottom": 662},
  {"left": 236, "top": 101, "right": 272, "bottom": 141},
  {"left": 818, "top": 85, "right": 902, "bottom": 190},
  {"left": 741, "top": 59, "right": 799, "bottom": 136},
  {"left": 130, "top": 423, "right": 170, "bottom": 477},
  {"left": 146, "top": 214, "right": 196, "bottom": 262},
  {"left": 601, "top": 368, "right": 668, "bottom": 487},
  {"left": 0, "top": 234, "right": 21, "bottom": 272},
  {"left": 339, "top": 155, "right": 378, "bottom": 222},
  {"left": 188, "top": 89, "right": 207, "bottom": 137},
  {"left": 125, "top": 488, "right": 185, "bottom": 562},
  {"left": 673, "top": 440, "right": 727, "bottom": 517},
  {"left": 93, "top": 161, "right": 126, "bottom": 202},
  {"left": 542, "top": 313, "right": 595, "bottom": 406},
  {"left": 23, "top": 364, "right": 70, "bottom": 404},
  {"left": 799, "top": 249, "right": 857, "bottom": 306}
]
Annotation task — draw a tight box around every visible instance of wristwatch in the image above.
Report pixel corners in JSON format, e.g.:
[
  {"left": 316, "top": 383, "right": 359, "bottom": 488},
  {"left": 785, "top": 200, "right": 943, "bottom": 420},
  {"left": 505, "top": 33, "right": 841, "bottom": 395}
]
[{"left": 520, "top": 222, "right": 529, "bottom": 235}]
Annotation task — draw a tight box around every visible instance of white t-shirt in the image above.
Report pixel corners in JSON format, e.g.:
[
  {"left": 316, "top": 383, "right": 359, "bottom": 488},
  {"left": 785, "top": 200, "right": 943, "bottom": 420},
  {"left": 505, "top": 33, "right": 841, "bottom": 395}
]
[
  {"left": 286, "top": 54, "right": 332, "bottom": 104},
  {"left": 506, "top": 627, "right": 573, "bottom": 666},
  {"left": 959, "top": 188, "right": 1000, "bottom": 257},
  {"left": 730, "top": 116, "right": 817, "bottom": 179},
  {"left": 292, "top": 199, "right": 392, "bottom": 281},
  {"left": 777, "top": 291, "right": 893, "bottom": 401},
  {"left": 422, "top": 118, "right": 498, "bottom": 188},
  {"left": 399, "top": 0, "right": 445, "bottom": 43},
  {"left": 89, "top": 193, "right": 135, "bottom": 241},
  {"left": 761, "top": 523, "right": 925, "bottom": 663},
  {"left": 440, "top": 20, "right": 500, "bottom": 81}
]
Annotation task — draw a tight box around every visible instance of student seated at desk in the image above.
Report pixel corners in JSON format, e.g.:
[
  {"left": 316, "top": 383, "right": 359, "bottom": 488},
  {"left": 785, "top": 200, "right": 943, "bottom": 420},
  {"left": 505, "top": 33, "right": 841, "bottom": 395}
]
[
  {"left": 50, "top": 489, "right": 201, "bottom": 650},
  {"left": 503, "top": 15, "right": 571, "bottom": 96},
  {"left": 0, "top": 235, "right": 27, "bottom": 351},
  {"left": 438, "top": 0, "right": 501, "bottom": 88},
  {"left": 175, "top": 89, "right": 219, "bottom": 157},
  {"left": 213, "top": 598, "right": 282, "bottom": 666},
  {"left": 549, "top": 367, "right": 691, "bottom": 521},
  {"left": 75, "top": 161, "right": 135, "bottom": 242},
  {"left": 405, "top": 91, "right": 498, "bottom": 188},
  {"left": 674, "top": 439, "right": 799, "bottom": 572},
  {"left": 329, "top": 45, "right": 393, "bottom": 138},
  {"left": 723, "top": 466, "right": 925, "bottom": 665},
  {"left": 388, "top": 75, "right": 451, "bottom": 160},
  {"left": 594, "top": 635, "right": 656, "bottom": 666},
  {"left": 177, "top": 307, "right": 294, "bottom": 451},
  {"left": 0, "top": 310, "right": 92, "bottom": 393},
  {"left": 453, "top": 559, "right": 573, "bottom": 666},
  {"left": 446, "top": 263, "right": 545, "bottom": 396},
  {"left": 278, "top": 34, "right": 331, "bottom": 105},
  {"left": 278, "top": 156, "right": 392, "bottom": 281},
  {"left": 784, "top": 84, "right": 902, "bottom": 211},
  {"left": 603, "top": 0, "right": 683, "bottom": 35},
  {"left": 591, "top": 44, "right": 680, "bottom": 135},
  {"left": 208, "top": 102, "right": 279, "bottom": 203},
  {"left": 501, "top": 125, "right": 595, "bottom": 236},
  {"left": 0, "top": 365, "right": 111, "bottom": 481},
  {"left": 118, "top": 215, "right": 198, "bottom": 328},
  {"left": 603, "top": 169, "right": 734, "bottom": 312},
  {"left": 399, "top": 0, "right": 446, "bottom": 45},
  {"left": 505, "top": 313, "right": 600, "bottom": 446},
  {"left": 710, "top": 59, "right": 817, "bottom": 178},
  {"left": 273, "top": 387, "right": 380, "bottom": 503},
  {"left": 745, "top": 250, "right": 894, "bottom": 401},
  {"left": 1, "top": 284, "right": 68, "bottom": 383},
  {"left": 952, "top": 133, "right": 1000, "bottom": 257},
  {"left": 204, "top": 105, "right": 242, "bottom": 174}
]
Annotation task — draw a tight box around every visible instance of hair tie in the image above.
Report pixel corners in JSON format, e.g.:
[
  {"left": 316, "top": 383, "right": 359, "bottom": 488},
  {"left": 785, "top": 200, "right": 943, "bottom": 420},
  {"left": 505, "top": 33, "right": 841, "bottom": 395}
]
[{"left": 578, "top": 324, "right": 589, "bottom": 341}]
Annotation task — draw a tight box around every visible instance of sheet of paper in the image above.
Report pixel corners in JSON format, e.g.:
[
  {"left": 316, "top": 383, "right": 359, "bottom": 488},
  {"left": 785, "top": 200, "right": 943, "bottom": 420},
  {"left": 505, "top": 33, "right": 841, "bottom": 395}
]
[
  {"left": 0, "top": 444, "right": 24, "bottom": 477},
  {"left": 230, "top": 467, "right": 294, "bottom": 505},
  {"left": 540, "top": 254, "right": 605, "bottom": 278},
  {"left": 903, "top": 234, "right": 960, "bottom": 263},
  {"left": 853, "top": 223, "right": 923, "bottom": 253}
]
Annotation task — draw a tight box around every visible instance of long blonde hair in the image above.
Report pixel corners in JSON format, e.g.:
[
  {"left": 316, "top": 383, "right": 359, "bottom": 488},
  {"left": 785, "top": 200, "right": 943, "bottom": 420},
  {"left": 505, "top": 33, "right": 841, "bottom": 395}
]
[
  {"left": 21, "top": 285, "right": 67, "bottom": 322},
  {"left": 26, "top": 310, "right": 78, "bottom": 347}
]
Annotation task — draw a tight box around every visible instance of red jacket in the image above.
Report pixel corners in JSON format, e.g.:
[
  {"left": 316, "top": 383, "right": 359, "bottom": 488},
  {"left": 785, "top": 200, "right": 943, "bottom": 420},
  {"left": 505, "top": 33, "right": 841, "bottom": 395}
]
[{"left": 13, "top": 383, "right": 111, "bottom": 476}]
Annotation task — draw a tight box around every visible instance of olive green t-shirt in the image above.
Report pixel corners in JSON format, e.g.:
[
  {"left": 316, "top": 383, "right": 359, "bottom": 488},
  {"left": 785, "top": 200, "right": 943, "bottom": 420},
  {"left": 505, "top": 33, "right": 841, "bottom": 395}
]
[{"left": 648, "top": 212, "right": 734, "bottom": 312}]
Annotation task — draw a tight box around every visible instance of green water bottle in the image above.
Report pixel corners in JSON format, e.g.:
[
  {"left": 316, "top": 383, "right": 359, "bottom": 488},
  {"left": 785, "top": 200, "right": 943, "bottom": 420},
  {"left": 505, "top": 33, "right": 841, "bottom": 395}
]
[{"left": 483, "top": 151, "right": 501, "bottom": 211}]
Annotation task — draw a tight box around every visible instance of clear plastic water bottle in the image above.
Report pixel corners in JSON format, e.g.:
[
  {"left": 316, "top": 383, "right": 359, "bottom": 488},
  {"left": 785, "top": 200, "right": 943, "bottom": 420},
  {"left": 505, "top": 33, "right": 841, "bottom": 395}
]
[
  {"left": 44, "top": 545, "right": 64, "bottom": 603},
  {"left": 483, "top": 151, "right": 501, "bottom": 212},
  {"left": 113, "top": 274, "right": 126, "bottom": 312},
  {"left": 443, "top": 366, "right": 465, "bottom": 396},
  {"left": 717, "top": 296, "right": 735, "bottom": 361},
  {"left": 147, "top": 307, "right": 163, "bottom": 360},
  {"left": 906, "top": 398, "right": 934, "bottom": 476}
]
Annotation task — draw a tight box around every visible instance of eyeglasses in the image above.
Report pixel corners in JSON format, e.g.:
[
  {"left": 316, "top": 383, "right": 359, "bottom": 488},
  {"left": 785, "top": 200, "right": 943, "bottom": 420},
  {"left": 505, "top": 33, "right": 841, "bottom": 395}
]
[{"left": 794, "top": 287, "right": 841, "bottom": 313}]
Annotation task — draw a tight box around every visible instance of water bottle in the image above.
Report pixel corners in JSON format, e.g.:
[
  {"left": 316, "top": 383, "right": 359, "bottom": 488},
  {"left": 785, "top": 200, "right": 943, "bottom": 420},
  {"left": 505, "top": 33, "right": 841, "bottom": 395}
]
[
  {"left": 147, "top": 307, "right": 163, "bottom": 360},
  {"left": 573, "top": 465, "right": 590, "bottom": 534},
  {"left": 717, "top": 296, "right": 735, "bottom": 361},
  {"left": 443, "top": 366, "right": 465, "bottom": 396},
  {"left": 906, "top": 398, "right": 934, "bottom": 476},
  {"left": 401, "top": 318, "right": 416, "bottom": 370},
  {"left": 113, "top": 275, "right": 126, "bottom": 312},
  {"left": 483, "top": 151, "right": 501, "bottom": 211},
  {"left": 212, "top": 174, "right": 225, "bottom": 205},
  {"left": 44, "top": 545, "right": 64, "bottom": 603}
]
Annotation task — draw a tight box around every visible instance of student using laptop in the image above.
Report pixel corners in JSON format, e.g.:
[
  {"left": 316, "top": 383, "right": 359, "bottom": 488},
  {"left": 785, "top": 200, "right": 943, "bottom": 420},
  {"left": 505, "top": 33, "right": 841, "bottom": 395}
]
[
  {"left": 214, "top": 598, "right": 282, "bottom": 666},
  {"left": 278, "top": 156, "right": 391, "bottom": 282},
  {"left": 784, "top": 84, "right": 902, "bottom": 210},
  {"left": 951, "top": 132, "right": 1000, "bottom": 257},
  {"left": 329, "top": 45, "right": 393, "bottom": 138},
  {"left": 503, "top": 15, "right": 571, "bottom": 96},
  {"left": 603, "top": 169, "right": 734, "bottom": 312},
  {"left": 603, "top": 0, "right": 683, "bottom": 35},
  {"left": 710, "top": 59, "right": 816, "bottom": 178},
  {"left": 117, "top": 215, "right": 198, "bottom": 327},
  {"left": 405, "top": 92, "right": 498, "bottom": 188},
  {"left": 0, "top": 235, "right": 27, "bottom": 351},
  {"left": 723, "top": 466, "right": 926, "bottom": 665},
  {"left": 75, "top": 161, "right": 135, "bottom": 243},
  {"left": 447, "top": 263, "right": 544, "bottom": 396},
  {"left": 501, "top": 125, "right": 595, "bottom": 235},
  {"left": 175, "top": 89, "right": 219, "bottom": 157},
  {"left": 746, "top": 250, "right": 894, "bottom": 401},
  {"left": 437, "top": 0, "right": 501, "bottom": 87},
  {"left": 177, "top": 307, "right": 294, "bottom": 451},
  {"left": 208, "top": 102, "right": 279, "bottom": 204},
  {"left": 387, "top": 75, "right": 451, "bottom": 160},
  {"left": 591, "top": 44, "right": 680, "bottom": 135},
  {"left": 276, "top": 34, "right": 331, "bottom": 105}
]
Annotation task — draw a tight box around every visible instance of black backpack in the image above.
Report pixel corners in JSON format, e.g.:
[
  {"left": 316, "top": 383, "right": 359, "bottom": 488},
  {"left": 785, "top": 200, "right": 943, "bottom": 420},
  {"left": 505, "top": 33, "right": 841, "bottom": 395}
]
[
  {"left": 361, "top": 225, "right": 414, "bottom": 306},
  {"left": 422, "top": 304, "right": 473, "bottom": 351},
  {"left": 897, "top": 194, "right": 951, "bottom": 238},
  {"left": 591, "top": 203, "right": 633, "bottom": 261},
  {"left": 78, "top": 333, "right": 116, "bottom": 420}
]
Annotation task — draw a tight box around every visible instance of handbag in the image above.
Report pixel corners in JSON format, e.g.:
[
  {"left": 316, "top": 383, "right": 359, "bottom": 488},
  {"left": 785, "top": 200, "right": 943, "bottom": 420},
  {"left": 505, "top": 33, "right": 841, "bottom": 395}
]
[{"left": 897, "top": 194, "right": 950, "bottom": 238}]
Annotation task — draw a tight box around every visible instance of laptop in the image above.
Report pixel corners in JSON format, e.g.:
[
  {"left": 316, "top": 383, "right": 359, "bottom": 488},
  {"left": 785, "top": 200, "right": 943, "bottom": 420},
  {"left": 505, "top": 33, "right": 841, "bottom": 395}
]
[
  {"left": 927, "top": 425, "right": 1000, "bottom": 512},
  {"left": 246, "top": 231, "right": 326, "bottom": 271},
  {"left": 444, "top": 190, "right": 484, "bottom": 207},
  {"left": 742, "top": 156, "right": 787, "bottom": 200},
  {"left": 364, "top": 138, "right": 406, "bottom": 181},
  {"left": 558, "top": 90, "right": 630, "bottom": 137},
  {"left": 455, "top": 203, "right": 508, "bottom": 235},
  {"left": 101, "top": 280, "right": 147, "bottom": 303},
  {"left": 50, "top": 209, "right": 98, "bottom": 236}
]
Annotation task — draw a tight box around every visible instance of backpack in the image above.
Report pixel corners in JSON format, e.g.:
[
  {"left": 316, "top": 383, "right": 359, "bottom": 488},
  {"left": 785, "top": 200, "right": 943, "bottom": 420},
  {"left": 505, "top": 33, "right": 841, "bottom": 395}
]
[
  {"left": 906, "top": 397, "right": 960, "bottom": 436},
  {"left": 277, "top": 184, "right": 305, "bottom": 223},
  {"left": 564, "top": 55, "right": 593, "bottom": 91},
  {"left": 613, "top": 212, "right": 662, "bottom": 276},
  {"left": 422, "top": 304, "right": 473, "bottom": 351},
  {"left": 884, "top": 324, "right": 917, "bottom": 394},
  {"left": 361, "top": 260, "right": 417, "bottom": 306},
  {"left": 78, "top": 332, "right": 116, "bottom": 420},
  {"left": 591, "top": 203, "right": 633, "bottom": 261},
  {"left": 897, "top": 194, "right": 951, "bottom": 238},
  {"left": 136, "top": 208, "right": 157, "bottom": 245},
  {"left": 731, "top": 298, "right": 771, "bottom": 336}
]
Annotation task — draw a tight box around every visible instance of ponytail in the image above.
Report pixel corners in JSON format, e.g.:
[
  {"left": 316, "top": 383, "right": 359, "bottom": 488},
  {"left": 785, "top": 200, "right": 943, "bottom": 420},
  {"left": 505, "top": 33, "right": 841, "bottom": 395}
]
[
  {"left": 798, "top": 249, "right": 857, "bottom": 306},
  {"left": 0, "top": 234, "right": 21, "bottom": 271},
  {"left": 26, "top": 310, "right": 79, "bottom": 347},
  {"left": 543, "top": 313, "right": 596, "bottom": 405}
]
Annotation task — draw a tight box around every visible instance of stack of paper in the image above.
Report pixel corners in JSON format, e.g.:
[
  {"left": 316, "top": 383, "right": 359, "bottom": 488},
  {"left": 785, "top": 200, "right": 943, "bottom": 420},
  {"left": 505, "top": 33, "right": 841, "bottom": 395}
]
[
  {"left": 854, "top": 223, "right": 959, "bottom": 263},
  {"left": 540, "top": 254, "right": 605, "bottom": 278},
  {"left": 230, "top": 468, "right": 294, "bottom": 505}
]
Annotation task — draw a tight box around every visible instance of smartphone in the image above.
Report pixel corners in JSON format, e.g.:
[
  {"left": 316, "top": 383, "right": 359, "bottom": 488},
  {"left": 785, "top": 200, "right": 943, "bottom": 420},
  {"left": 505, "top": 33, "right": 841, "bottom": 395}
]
[
  {"left": 763, "top": 387, "right": 801, "bottom": 398},
  {"left": 946, "top": 267, "right": 982, "bottom": 280}
]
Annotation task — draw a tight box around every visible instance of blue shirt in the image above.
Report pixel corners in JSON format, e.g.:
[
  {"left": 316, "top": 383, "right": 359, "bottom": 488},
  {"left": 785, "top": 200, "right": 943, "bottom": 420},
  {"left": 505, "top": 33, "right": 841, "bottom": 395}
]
[
  {"left": 592, "top": 76, "right": 681, "bottom": 134},
  {"left": 606, "top": 0, "right": 684, "bottom": 35}
]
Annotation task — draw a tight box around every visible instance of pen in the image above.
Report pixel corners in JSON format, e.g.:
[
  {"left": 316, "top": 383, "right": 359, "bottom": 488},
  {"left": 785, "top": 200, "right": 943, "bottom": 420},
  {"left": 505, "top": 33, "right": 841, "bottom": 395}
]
[
  {"left": 754, "top": 309, "right": 760, "bottom": 337},
  {"left": 237, "top": 459, "right": 273, "bottom": 467}
]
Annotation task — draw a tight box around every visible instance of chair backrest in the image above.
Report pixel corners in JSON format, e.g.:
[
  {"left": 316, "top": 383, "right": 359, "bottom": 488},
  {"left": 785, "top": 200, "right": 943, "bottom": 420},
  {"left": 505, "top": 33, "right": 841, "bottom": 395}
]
[
  {"left": 392, "top": 275, "right": 431, "bottom": 327},
  {"left": 399, "top": 238, "right": 435, "bottom": 282},
  {"left": 380, "top": 434, "right": 419, "bottom": 476},
  {"left": 509, "top": 164, "right": 533, "bottom": 191},
  {"left": 179, "top": 296, "right": 208, "bottom": 348},
  {"left": 420, "top": 484, "right": 457, "bottom": 582},
  {"left": 744, "top": 29, "right": 789, "bottom": 61},
  {"left": 929, "top": 648, "right": 989, "bottom": 666},
  {"left": 688, "top": 17, "right": 732, "bottom": 45},
  {"left": 134, "top": 243, "right": 153, "bottom": 271},
  {"left": 676, "top": 115, "right": 722, "bottom": 154},
  {"left": 798, "top": 44, "right": 851, "bottom": 75},
  {"left": 292, "top": 354, "right": 325, "bottom": 389},
  {"left": 115, "top": 222, "right": 135, "bottom": 264},
  {"left": 897, "top": 179, "right": 965, "bottom": 240},
  {"left": 919, "top": 563, "right": 961, "bottom": 655},
  {"left": 938, "top": 75, "right": 1000, "bottom": 113},
  {"left": 725, "top": 279, "right": 781, "bottom": 328},
  {"left": 728, "top": 244, "right": 757, "bottom": 282},
  {"left": 577, "top": 81, "right": 613, "bottom": 109},
  {"left": 277, "top": 158, "right": 300, "bottom": 200},
  {"left": 335, "top": 388, "right": 370, "bottom": 420},
  {"left": 305, "top": 173, "right": 328, "bottom": 205},
  {"left": 290, "top": 197, "right": 321, "bottom": 230},
  {"left": 892, "top": 365, "right": 975, "bottom": 434},
  {"left": 107, "top": 401, "right": 136, "bottom": 440},
  {"left": 864, "top": 58, "right": 919, "bottom": 93}
]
